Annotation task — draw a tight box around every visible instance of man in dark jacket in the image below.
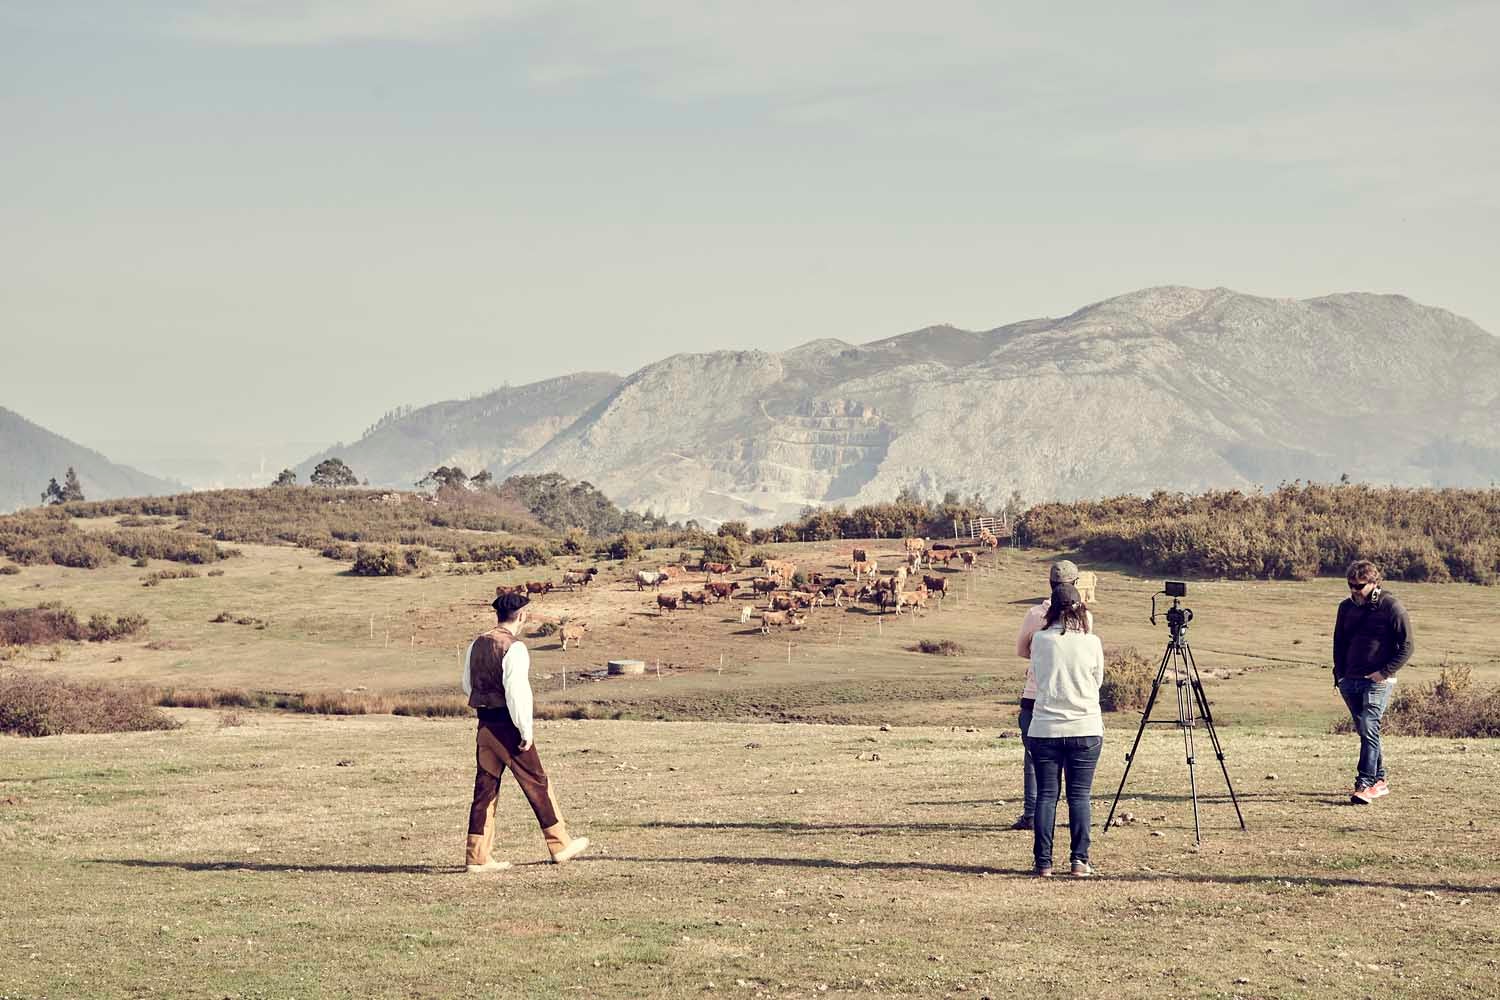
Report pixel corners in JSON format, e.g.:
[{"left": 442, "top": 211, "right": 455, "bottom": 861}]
[{"left": 1333, "top": 559, "right": 1414, "bottom": 804}]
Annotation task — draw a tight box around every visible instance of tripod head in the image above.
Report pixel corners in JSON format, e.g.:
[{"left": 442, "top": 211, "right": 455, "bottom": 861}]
[{"left": 1150, "top": 581, "right": 1193, "bottom": 644}]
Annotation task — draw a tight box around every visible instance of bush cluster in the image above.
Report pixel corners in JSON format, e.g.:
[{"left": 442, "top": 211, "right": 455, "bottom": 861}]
[
  {"left": 1019, "top": 484, "right": 1500, "bottom": 584},
  {"left": 141, "top": 567, "right": 201, "bottom": 587},
  {"left": 747, "top": 494, "right": 1004, "bottom": 545},
  {"left": 0, "top": 672, "right": 179, "bottom": 737},
  {"left": 913, "top": 638, "right": 964, "bottom": 656},
  {"left": 350, "top": 545, "right": 429, "bottom": 577},
  {"left": 86, "top": 612, "right": 149, "bottom": 641},
  {"left": 1334, "top": 666, "right": 1500, "bottom": 739},
  {"left": 1099, "top": 647, "right": 1157, "bottom": 712},
  {"left": 0, "top": 604, "right": 85, "bottom": 645}
]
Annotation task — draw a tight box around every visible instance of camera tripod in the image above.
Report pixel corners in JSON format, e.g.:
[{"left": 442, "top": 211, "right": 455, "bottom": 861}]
[{"left": 1102, "top": 596, "right": 1246, "bottom": 844}]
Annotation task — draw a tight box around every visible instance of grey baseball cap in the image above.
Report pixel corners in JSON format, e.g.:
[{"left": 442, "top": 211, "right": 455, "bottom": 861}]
[{"left": 1049, "top": 560, "right": 1080, "bottom": 585}]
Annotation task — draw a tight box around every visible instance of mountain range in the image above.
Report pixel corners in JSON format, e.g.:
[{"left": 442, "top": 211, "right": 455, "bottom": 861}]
[
  {"left": 9, "top": 287, "right": 1493, "bottom": 524},
  {"left": 294, "top": 287, "right": 1500, "bottom": 526},
  {"left": 0, "top": 407, "right": 181, "bottom": 513}
]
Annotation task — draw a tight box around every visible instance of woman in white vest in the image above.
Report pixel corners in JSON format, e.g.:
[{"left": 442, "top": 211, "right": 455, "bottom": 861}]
[{"left": 1027, "top": 582, "right": 1104, "bottom": 877}]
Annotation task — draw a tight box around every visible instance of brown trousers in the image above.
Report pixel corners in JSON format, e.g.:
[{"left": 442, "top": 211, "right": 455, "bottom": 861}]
[{"left": 465, "top": 716, "right": 564, "bottom": 865}]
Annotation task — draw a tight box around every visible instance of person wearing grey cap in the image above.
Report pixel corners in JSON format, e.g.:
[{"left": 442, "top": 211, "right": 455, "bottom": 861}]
[{"left": 1011, "top": 560, "right": 1092, "bottom": 830}]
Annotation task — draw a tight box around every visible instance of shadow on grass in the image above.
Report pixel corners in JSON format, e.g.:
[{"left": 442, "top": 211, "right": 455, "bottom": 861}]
[
  {"left": 643, "top": 820, "right": 1023, "bottom": 835},
  {"left": 93, "top": 859, "right": 471, "bottom": 875},
  {"left": 605, "top": 855, "right": 1500, "bottom": 893}
]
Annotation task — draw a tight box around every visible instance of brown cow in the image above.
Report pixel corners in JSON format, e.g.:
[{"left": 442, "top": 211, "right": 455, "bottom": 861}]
[
  {"left": 759, "top": 610, "right": 806, "bottom": 634},
  {"left": 525, "top": 580, "right": 553, "bottom": 595},
  {"left": 560, "top": 568, "right": 598, "bottom": 590},
  {"left": 705, "top": 581, "right": 734, "bottom": 601},
  {"left": 903, "top": 537, "right": 927, "bottom": 555},
  {"left": 852, "top": 548, "right": 868, "bottom": 563},
  {"left": 770, "top": 594, "right": 795, "bottom": 612},
  {"left": 960, "top": 551, "right": 976, "bottom": 568},
  {"left": 764, "top": 559, "right": 796, "bottom": 583},
  {"left": 922, "top": 575, "right": 948, "bottom": 600},
  {"left": 659, "top": 564, "right": 689, "bottom": 581},
  {"left": 656, "top": 594, "right": 679, "bottom": 614},
  {"left": 559, "top": 623, "right": 589, "bottom": 650},
  {"left": 752, "top": 577, "right": 780, "bottom": 595},
  {"left": 702, "top": 561, "right": 734, "bottom": 576},
  {"left": 680, "top": 589, "right": 709, "bottom": 608},
  {"left": 896, "top": 586, "right": 929, "bottom": 615}
]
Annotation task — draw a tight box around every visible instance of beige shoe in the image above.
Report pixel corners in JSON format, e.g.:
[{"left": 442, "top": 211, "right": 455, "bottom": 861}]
[
  {"left": 550, "top": 836, "right": 590, "bottom": 865},
  {"left": 465, "top": 859, "right": 512, "bottom": 874}
]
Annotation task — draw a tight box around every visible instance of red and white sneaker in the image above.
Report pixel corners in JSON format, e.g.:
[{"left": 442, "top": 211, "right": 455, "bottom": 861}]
[
  {"left": 1350, "top": 785, "right": 1374, "bottom": 805},
  {"left": 1368, "top": 779, "right": 1390, "bottom": 799}
]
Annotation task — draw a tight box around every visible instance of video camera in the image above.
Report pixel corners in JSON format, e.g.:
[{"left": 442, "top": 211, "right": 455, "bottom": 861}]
[{"left": 1150, "top": 580, "right": 1193, "bottom": 642}]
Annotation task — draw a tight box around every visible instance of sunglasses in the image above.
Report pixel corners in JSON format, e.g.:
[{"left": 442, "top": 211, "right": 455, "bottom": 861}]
[{"left": 1348, "top": 582, "right": 1369, "bottom": 591}]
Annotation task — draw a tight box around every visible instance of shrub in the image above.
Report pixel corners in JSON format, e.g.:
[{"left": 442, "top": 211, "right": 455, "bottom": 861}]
[
  {"left": 701, "top": 535, "right": 744, "bottom": 566},
  {"left": 352, "top": 546, "right": 405, "bottom": 577},
  {"left": 1100, "top": 648, "right": 1157, "bottom": 712},
  {"left": 608, "top": 532, "right": 643, "bottom": 561},
  {"left": 320, "top": 542, "right": 355, "bottom": 561},
  {"left": 718, "top": 520, "right": 750, "bottom": 541},
  {"left": 1334, "top": 665, "right": 1500, "bottom": 739},
  {"left": 746, "top": 550, "right": 770, "bottom": 568},
  {"left": 0, "top": 605, "right": 85, "bottom": 646},
  {"left": 913, "top": 638, "right": 964, "bottom": 656},
  {"left": 0, "top": 672, "right": 179, "bottom": 736},
  {"left": 532, "top": 621, "right": 559, "bottom": 638},
  {"left": 141, "top": 567, "right": 201, "bottom": 587},
  {"left": 87, "top": 613, "right": 149, "bottom": 641},
  {"left": 0, "top": 564, "right": 18, "bottom": 575}
]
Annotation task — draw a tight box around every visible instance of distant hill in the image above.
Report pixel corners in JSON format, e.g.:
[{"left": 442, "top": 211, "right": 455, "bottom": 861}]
[
  {"left": 312, "top": 287, "right": 1500, "bottom": 527},
  {"left": 508, "top": 288, "right": 1500, "bottom": 525},
  {"left": 293, "top": 373, "right": 622, "bottom": 489},
  {"left": 0, "top": 407, "right": 181, "bottom": 512}
]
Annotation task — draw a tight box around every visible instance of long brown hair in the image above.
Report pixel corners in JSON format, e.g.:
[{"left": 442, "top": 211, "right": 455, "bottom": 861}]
[{"left": 1043, "top": 598, "right": 1091, "bottom": 634}]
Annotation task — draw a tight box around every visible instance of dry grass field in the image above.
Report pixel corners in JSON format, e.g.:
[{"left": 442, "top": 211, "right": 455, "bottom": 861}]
[
  {"left": 2, "top": 712, "right": 1497, "bottom": 999},
  {"left": 4, "top": 531, "right": 1499, "bottom": 998},
  {"left": 3, "top": 530, "right": 1498, "bottom": 730}
]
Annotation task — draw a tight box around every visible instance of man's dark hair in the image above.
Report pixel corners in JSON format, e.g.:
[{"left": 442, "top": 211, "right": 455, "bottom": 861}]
[
  {"left": 492, "top": 592, "right": 530, "bottom": 621},
  {"left": 1346, "top": 559, "right": 1382, "bottom": 587}
]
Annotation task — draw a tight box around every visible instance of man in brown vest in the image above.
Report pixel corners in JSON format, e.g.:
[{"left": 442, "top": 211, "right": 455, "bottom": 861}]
[{"left": 463, "top": 591, "right": 589, "bottom": 873}]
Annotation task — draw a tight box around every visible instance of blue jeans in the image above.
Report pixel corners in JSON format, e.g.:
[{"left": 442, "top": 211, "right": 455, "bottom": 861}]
[
  {"left": 1338, "top": 676, "right": 1394, "bottom": 788},
  {"left": 1030, "top": 735, "right": 1103, "bottom": 869},
  {"left": 1018, "top": 699, "right": 1037, "bottom": 817}
]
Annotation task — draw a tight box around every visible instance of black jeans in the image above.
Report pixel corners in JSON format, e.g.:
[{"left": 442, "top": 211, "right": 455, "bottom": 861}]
[
  {"left": 1018, "top": 698, "right": 1037, "bottom": 817},
  {"left": 1030, "top": 735, "right": 1103, "bottom": 868}
]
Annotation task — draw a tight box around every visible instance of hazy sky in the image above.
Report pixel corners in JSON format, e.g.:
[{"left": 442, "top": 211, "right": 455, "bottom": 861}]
[{"left": 3, "top": 2, "right": 1497, "bottom": 473}]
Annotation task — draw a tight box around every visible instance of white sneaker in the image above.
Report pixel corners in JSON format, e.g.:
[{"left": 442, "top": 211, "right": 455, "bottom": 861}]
[
  {"left": 465, "top": 859, "right": 512, "bottom": 874},
  {"left": 550, "top": 836, "right": 590, "bottom": 865}
]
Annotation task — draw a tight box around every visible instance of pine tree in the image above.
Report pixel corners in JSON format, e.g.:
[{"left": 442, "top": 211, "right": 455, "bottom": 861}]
[
  {"left": 62, "top": 467, "right": 85, "bottom": 502},
  {"left": 310, "top": 458, "right": 358, "bottom": 488}
]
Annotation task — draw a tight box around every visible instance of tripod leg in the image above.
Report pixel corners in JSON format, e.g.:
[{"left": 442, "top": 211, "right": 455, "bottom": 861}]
[
  {"left": 1103, "top": 644, "right": 1173, "bottom": 834},
  {"left": 1183, "top": 642, "right": 1247, "bottom": 831},
  {"left": 1174, "top": 647, "right": 1203, "bottom": 845}
]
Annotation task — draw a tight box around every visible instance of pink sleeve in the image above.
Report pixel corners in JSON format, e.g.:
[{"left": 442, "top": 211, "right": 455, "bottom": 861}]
[{"left": 1017, "top": 603, "right": 1047, "bottom": 658}]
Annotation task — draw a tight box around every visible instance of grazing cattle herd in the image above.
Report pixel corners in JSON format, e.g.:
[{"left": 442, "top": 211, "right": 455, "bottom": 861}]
[{"left": 494, "top": 535, "right": 1077, "bottom": 659}]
